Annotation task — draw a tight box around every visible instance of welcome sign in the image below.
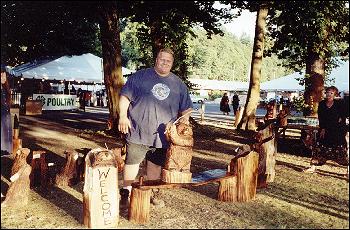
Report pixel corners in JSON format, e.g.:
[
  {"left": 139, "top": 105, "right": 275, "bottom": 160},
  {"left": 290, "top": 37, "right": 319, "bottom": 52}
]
[{"left": 33, "top": 94, "right": 78, "bottom": 110}]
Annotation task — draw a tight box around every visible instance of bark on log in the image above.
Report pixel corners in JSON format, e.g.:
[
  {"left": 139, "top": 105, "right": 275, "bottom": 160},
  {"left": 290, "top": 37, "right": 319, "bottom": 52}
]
[
  {"left": 218, "top": 176, "right": 237, "bottom": 202},
  {"left": 2, "top": 164, "right": 32, "bottom": 207},
  {"left": 83, "top": 148, "right": 119, "bottom": 228},
  {"left": 128, "top": 188, "right": 152, "bottom": 224},
  {"left": 55, "top": 150, "right": 79, "bottom": 186}
]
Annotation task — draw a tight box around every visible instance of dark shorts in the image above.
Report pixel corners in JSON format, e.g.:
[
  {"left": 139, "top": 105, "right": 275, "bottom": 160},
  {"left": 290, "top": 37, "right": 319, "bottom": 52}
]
[{"left": 125, "top": 142, "right": 166, "bottom": 166}]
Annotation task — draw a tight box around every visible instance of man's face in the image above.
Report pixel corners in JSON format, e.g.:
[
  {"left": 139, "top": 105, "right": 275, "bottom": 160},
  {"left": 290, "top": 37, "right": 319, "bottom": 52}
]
[
  {"left": 325, "top": 89, "right": 336, "bottom": 100},
  {"left": 154, "top": 51, "right": 174, "bottom": 76}
]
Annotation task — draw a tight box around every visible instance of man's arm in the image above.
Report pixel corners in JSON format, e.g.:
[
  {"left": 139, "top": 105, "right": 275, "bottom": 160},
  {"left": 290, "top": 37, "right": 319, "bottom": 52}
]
[
  {"left": 118, "top": 95, "right": 131, "bottom": 134},
  {"left": 179, "top": 108, "right": 193, "bottom": 124}
]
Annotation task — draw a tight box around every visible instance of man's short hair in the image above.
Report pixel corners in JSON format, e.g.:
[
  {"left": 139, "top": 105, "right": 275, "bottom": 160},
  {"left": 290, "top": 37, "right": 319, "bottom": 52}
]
[
  {"left": 325, "top": 85, "right": 339, "bottom": 95},
  {"left": 158, "top": 48, "right": 174, "bottom": 57}
]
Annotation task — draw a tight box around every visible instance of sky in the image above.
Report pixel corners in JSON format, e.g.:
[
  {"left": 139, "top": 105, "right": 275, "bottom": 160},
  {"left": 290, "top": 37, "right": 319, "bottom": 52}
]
[
  {"left": 223, "top": 10, "right": 257, "bottom": 40},
  {"left": 213, "top": 2, "right": 257, "bottom": 40}
]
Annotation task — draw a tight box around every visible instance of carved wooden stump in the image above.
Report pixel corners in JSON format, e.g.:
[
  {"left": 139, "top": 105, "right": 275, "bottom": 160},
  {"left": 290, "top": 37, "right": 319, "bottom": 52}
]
[
  {"left": 129, "top": 187, "right": 152, "bottom": 224},
  {"left": 56, "top": 150, "right": 79, "bottom": 186},
  {"left": 218, "top": 176, "right": 237, "bottom": 202},
  {"left": 83, "top": 148, "right": 119, "bottom": 228},
  {"left": 2, "top": 164, "right": 32, "bottom": 207},
  {"left": 231, "top": 151, "right": 259, "bottom": 202},
  {"left": 162, "top": 121, "right": 194, "bottom": 183},
  {"left": 29, "top": 150, "right": 48, "bottom": 189},
  {"left": 257, "top": 124, "right": 277, "bottom": 188},
  {"left": 11, "top": 148, "right": 30, "bottom": 177}
]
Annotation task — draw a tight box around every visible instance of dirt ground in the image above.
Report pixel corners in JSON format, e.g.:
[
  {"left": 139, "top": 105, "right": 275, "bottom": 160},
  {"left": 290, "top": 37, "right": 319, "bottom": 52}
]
[{"left": 1, "top": 108, "right": 349, "bottom": 229}]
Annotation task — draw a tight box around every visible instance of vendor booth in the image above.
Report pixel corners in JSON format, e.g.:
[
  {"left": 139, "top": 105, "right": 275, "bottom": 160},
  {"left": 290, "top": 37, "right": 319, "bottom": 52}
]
[{"left": 9, "top": 53, "right": 135, "bottom": 111}]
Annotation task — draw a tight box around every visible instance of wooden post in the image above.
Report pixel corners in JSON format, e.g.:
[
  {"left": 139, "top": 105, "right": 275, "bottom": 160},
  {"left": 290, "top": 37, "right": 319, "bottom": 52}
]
[
  {"left": 129, "top": 187, "right": 152, "bottom": 224},
  {"left": 83, "top": 148, "right": 119, "bottom": 228},
  {"left": 2, "top": 164, "right": 32, "bottom": 208},
  {"left": 200, "top": 102, "right": 205, "bottom": 122},
  {"left": 232, "top": 151, "right": 259, "bottom": 202},
  {"left": 56, "top": 150, "right": 79, "bottom": 186},
  {"left": 234, "top": 107, "right": 243, "bottom": 127},
  {"left": 218, "top": 176, "right": 237, "bottom": 202}
]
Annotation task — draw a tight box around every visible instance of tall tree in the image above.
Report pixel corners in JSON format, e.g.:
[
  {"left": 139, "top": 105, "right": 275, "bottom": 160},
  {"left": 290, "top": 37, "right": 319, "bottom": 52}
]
[
  {"left": 237, "top": 4, "right": 269, "bottom": 130},
  {"left": 223, "top": 1, "right": 272, "bottom": 131},
  {"left": 265, "top": 1, "right": 349, "bottom": 116}
]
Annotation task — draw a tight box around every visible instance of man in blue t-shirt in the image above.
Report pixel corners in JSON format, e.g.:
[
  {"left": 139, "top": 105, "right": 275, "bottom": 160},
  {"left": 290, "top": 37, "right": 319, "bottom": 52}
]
[{"left": 118, "top": 48, "right": 193, "bottom": 206}]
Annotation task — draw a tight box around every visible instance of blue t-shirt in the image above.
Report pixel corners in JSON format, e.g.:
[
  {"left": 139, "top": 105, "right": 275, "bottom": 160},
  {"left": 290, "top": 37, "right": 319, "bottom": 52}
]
[{"left": 120, "top": 68, "right": 193, "bottom": 148}]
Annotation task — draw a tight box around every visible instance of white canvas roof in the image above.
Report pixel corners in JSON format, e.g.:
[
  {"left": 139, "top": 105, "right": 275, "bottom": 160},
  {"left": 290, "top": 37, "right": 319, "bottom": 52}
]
[
  {"left": 261, "top": 60, "right": 349, "bottom": 92},
  {"left": 10, "top": 53, "right": 135, "bottom": 83},
  {"left": 189, "top": 78, "right": 249, "bottom": 91}
]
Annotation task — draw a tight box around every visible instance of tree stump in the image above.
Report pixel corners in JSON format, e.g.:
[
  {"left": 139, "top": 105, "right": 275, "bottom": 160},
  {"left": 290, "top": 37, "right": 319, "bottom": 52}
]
[
  {"left": 162, "top": 121, "right": 194, "bottom": 183},
  {"left": 2, "top": 163, "right": 32, "bottom": 207},
  {"left": 231, "top": 151, "right": 259, "bottom": 202},
  {"left": 29, "top": 150, "right": 48, "bottom": 188},
  {"left": 129, "top": 187, "right": 152, "bottom": 224},
  {"left": 83, "top": 148, "right": 119, "bottom": 228},
  {"left": 56, "top": 150, "right": 79, "bottom": 186}
]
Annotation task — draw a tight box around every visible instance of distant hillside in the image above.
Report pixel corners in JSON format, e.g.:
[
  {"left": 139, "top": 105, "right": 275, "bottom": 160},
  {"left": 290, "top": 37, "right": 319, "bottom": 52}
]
[
  {"left": 186, "top": 28, "right": 293, "bottom": 82},
  {"left": 121, "top": 23, "right": 293, "bottom": 82}
]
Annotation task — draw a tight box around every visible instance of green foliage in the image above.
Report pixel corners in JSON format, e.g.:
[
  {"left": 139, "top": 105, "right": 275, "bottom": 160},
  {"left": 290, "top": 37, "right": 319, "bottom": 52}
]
[
  {"left": 265, "top": 1, "right": 349, "bottom": 75},
  {"left": 1, "top": 1, "right": 102, "bottom": 66},
  {"left": 120, "top": 23, "right": 292, "bottom": 82}
]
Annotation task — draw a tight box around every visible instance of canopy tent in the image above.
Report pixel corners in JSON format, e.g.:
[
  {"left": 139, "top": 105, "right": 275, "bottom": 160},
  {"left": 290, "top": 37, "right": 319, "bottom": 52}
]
[
  {"left": 10, "top": 53, "right": 135, "bottom": 83},
  {"left": 261, "top": 60, "right": 349, "bottom": 92}
]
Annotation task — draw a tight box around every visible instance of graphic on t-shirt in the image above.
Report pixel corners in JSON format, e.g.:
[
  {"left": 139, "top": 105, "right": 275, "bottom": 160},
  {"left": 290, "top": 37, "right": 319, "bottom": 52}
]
[{"left": 151, "top": 83, "right": 170, "bottom": 100}]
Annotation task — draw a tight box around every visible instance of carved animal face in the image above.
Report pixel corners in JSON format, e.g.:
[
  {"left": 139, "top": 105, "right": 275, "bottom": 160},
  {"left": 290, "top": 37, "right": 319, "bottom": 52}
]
[{"left": 176, "top": 123, "right": 193, "bottom": 137}]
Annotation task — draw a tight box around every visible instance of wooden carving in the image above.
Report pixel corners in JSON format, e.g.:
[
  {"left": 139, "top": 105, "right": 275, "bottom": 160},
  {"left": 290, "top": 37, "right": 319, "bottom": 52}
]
[
  {"left": 2, "top": 163, "right": 32, "bottom": 207},
  {"left": 29, "top": 150, "right": 47, "bottom": 188},
  {"left": 164, "top": 121, "right": 194, "bottom": 172},
  {"left": 83, "top": 148, "right": 119, "bottom": 228},
  {"left": 162, "top": 121, "right": 194, "bottom": 183},
  {"left": 11, "top": 148, "right": 30, "bottom": 177},
  {"left": 56, "top": 150, "right": 79, "bottom": 186}
]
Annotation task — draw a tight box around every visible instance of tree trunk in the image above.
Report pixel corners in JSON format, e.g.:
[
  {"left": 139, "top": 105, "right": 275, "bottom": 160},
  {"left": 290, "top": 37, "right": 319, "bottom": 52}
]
[
  {"left": 99, "top": 3, "right": 124, "bottom": 131},
  {"left": 303, "top": 50, "right": 325, "bottom": 117},
  {"left": 237, "top": 6, "right": 268, "bottom": 131}
]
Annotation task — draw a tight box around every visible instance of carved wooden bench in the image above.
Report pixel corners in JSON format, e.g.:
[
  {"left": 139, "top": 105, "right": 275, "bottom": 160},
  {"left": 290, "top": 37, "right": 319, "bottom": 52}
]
[{"left": 129, "top": 150, "right": 259, "bottom": 224}]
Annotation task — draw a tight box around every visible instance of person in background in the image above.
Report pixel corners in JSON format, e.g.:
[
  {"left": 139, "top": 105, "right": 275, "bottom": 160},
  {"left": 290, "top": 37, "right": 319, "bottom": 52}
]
[
  {"left": 220, "top": 92, "right": 230, "bottom": 115},
  {"left": 231, "top": 93, "right": 240, "bottom": 116},
  {"left": 1, "top": 64, "right": 13, "bottom": 157},
  {"left": 118, "top": 48, "right": 193, "bottom": 207},
  {"left": 304, "top": 86, "right": 348, "bottom": 178}
]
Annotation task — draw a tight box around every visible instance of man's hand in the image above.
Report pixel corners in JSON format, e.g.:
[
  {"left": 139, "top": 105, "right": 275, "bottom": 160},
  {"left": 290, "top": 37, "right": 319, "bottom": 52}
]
[{"left": 118, "top": 116, "right": 131, "bottom": 134}]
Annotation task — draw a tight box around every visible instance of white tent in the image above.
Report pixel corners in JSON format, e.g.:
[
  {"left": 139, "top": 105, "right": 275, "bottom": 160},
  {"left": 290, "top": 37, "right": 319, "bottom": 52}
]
[
  {"left": 11, "top": 53, "right": 135, "bottom": 83},
  {"left": 261, "top": 60, "right": 349, "bottom": 92}
]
